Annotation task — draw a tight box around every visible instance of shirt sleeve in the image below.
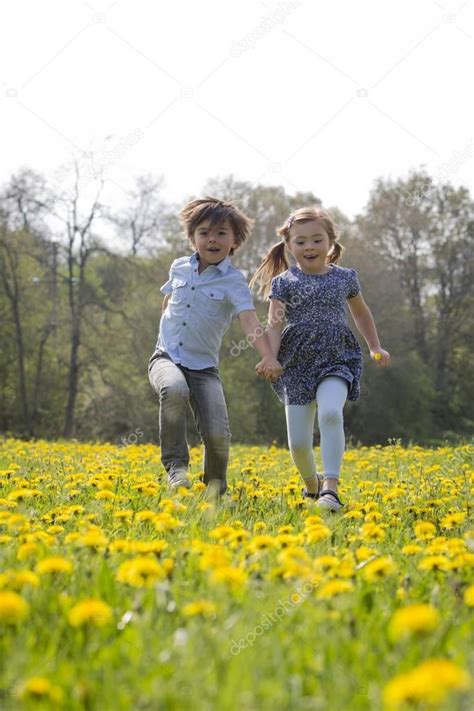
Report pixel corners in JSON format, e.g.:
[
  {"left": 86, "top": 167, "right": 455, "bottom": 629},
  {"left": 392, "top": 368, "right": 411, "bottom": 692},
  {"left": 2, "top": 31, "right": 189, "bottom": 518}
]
[
  {"left": 347, "top": 268, "right": 361, "bottom": 299},
  {"left": 229, "top": 274, "right": 255, "bottom": 316},
  {"left": 160, "top": 263, "right": 175, "bottom": 295},
  {"left": 269, "top": 275, "right": 288, "bottom": 302}
]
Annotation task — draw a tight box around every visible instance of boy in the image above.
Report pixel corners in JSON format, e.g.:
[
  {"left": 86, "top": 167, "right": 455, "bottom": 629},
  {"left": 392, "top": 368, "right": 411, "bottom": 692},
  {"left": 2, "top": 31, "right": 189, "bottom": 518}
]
[{"left": 148, "top": 196, "right": 282, "bottom": 494}]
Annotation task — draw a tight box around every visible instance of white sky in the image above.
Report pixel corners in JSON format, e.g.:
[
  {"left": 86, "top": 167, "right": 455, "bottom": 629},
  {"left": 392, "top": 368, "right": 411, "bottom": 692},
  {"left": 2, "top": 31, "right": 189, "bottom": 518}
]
[{"left": 1, "top": 0, "right": 473, "bottom": 218}]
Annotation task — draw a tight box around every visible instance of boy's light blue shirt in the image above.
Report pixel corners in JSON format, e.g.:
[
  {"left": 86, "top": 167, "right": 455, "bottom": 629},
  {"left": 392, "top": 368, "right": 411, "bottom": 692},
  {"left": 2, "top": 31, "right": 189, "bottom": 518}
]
[{"left": 154, "top": 252, "right": 255, "bottom": 369}]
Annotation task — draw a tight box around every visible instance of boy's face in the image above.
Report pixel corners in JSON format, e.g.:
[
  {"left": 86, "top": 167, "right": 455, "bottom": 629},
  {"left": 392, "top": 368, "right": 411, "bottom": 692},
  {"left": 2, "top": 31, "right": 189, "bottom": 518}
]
[{"left": 191, "top": 219, "right": 238, "bottom": 269}]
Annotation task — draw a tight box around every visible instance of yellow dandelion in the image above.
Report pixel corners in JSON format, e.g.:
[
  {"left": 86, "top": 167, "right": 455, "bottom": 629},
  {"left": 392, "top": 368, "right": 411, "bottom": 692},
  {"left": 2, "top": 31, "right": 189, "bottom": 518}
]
[
  {"left": 355, "top": 546, "right": 378, "bottom": 562},
  {"left": 440, "top": 512, "right": 466, "bottom": 530},
  {"left": 463, "top": 584, "right": 474, "bottom": 606},
  {"left": 360, "top": 523, "right": 386, "bottom": 541},
  {"left": 361, "top": 557, "right": 397, "bottom": 582},
  {"left": 182, "top": 600, "right": 217, "bottom": 618},
  {"left": 153, "top": 513, "right": 183, "bottom": 532},
  {"left": 17, "top": 542, "right": 39, "bottom": 561},
  {"left": 388, "top": 604, "right": 440, "bottom": 642},
  {"left": 401, "top": 544, "right": 423, "bottom": 556},
  {"left": 383, "top": 658, "right": 470, "bottom": 709},
  {"left": 305, "top": 524, "right": 331, "bottom": 543},
  {"left": 316, "top": 579, "right": 354, "bottom": 600},
  {"left": 414, "top": 520, "right": 436, "bottom": 541},
  {"left": 418, "top": 555, "right": 450, "bottom": 572},
  {"left": 199, "top": 545, "right": 231, "bottom": 571},
  {"left": 6, "top": 570, "right": 40, "bottom": 591},
  {"left": 210, "top": 566, "right": 248, "bottom": 591},
  {"left": 116, "top": 556, "right": 165, "bottom": 588},
  {"left": 77, "top": 529, "right": 108, "bottom": 549},
  {"left": 15, "top": 676, "right": 64, "bottom": 703},
  {"left": 36, "top": 557, "right": 73, "bottom": 575},
  {"left": 68, "top": 598, "right": 112, "bottom": 627},
  {"left": 247, "top": 535, "right": 275, "bottom": 554},
  {"left": 0, "top": 590, "right": 29, "bottom": 624},
  {"left": 209, "top": 525, "right": 236, "bottom": 541}
]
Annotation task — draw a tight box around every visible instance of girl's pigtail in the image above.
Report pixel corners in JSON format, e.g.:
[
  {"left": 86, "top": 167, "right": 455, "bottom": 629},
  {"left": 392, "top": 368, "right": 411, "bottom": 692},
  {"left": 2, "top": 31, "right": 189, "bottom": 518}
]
[
  {"left": 249, "top": 241, "right": 289, "bottom": 299},
  {"left": 328, "top": 240, "right": 344, "bottom": 265}
]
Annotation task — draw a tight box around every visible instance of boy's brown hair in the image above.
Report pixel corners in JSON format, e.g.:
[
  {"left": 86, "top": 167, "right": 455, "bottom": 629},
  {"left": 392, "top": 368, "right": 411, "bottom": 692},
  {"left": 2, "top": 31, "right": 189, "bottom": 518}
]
[{"left": 179, "top": 196, "right": 254, "bottom": 255}]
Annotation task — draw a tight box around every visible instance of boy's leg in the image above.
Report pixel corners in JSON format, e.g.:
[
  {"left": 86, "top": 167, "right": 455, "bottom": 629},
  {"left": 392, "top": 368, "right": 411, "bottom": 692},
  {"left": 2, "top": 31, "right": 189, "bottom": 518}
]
[
  {"left": 185, "top": 367, "right": 231, "bottom": 495},
  {"left": 148, "top": 356, "right": 191, "bottom": 480},
  {"left": 285, "top": 401, "right": 320, "bottom": 493},
  {"left": 316, "top": 376, "right": 349, "bottom": 491}
]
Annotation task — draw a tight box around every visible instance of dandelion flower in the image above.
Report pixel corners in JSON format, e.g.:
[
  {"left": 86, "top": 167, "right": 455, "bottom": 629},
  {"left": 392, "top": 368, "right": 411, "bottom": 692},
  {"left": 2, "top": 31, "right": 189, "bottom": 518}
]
[
  {"left": 15, "top": 677, "right": 64, "bottom": 703},
  {"left": 414, "top": 521, "right": 436, "bottom": 541},
  {"left": 316, "top": 579, "right": 354, "bottom": 600},
  {"left": 361, "top": 557, "right": 397, "bottom": 582},
  {"left": 182, "top": 600, "right": 217, "bottom": 618},
  {"left": 383, "top": 658, "right": 470, "bottom": 709},
  {"left": 464, "top": 584, "right": 474, "bottom": 607},
  {"left": 36, "top": 557, "right": 73, "bottom": 575},
  {"left": 388, "top": 604, "right": 440, "bottom": 641},
  {"left": 68, "top": 598, "right": 112, "bottom": 627},
  {"left": 0, "top": 590, "right": 29, "bottom": 624},
  {"left": 116, "top": 556, "right": 165, "bottom": 588}
]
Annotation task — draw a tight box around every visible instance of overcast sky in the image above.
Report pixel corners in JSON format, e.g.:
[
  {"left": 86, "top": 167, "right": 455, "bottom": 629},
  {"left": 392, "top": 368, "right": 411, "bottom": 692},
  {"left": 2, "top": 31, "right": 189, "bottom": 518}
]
[{"left": 1, "top": 0, "right": 472, "bottom": 218}]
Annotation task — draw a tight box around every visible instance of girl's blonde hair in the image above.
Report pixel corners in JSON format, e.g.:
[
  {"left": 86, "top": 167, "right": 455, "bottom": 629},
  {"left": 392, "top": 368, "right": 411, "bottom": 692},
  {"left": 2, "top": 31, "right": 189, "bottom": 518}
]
[{"left": 249, "top": 207, "right": 344, "bottom": 298}]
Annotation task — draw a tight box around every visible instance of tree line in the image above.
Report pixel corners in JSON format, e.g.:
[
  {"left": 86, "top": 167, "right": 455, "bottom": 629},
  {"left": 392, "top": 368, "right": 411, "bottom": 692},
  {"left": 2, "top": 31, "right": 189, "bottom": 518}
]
[{"left": 1, "top": 164, "right": 472, "bottom": 447}]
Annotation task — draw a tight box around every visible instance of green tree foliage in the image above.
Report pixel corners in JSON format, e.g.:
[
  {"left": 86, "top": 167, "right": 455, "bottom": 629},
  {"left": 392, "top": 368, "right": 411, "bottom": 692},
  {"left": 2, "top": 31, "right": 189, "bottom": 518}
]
[{"left": 0, "top": 168, "right": 472, "bottom": 445}]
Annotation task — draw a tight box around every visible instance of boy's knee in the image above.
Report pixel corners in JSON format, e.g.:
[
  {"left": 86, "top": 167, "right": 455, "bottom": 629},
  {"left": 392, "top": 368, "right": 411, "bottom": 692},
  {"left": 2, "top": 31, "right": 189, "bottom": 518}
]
[
  {"left": 318, "top": 408, "right": 343, "bottom": 428},
  {"left": 159, "top": 381, "right": 190, "bottom": 404},
  {"left": 203, "top": 429, "right": 231, "bottom": 451}
]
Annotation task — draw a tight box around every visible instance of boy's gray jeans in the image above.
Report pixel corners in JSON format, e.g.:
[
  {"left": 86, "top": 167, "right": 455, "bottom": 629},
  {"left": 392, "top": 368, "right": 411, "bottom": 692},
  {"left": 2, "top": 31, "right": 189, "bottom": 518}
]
[{"left": 148, "top": 351, "right": 231, "bottom": 494}]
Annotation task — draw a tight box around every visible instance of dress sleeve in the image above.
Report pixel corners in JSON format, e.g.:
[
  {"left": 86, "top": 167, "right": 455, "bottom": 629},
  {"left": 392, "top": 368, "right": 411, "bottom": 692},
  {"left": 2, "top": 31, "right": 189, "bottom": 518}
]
[
  {"left": 347, "top": 268, "right": 361, "bottom": 299},
  {"left": 269, "top": 275, "right": 288, "bottom": 302}
]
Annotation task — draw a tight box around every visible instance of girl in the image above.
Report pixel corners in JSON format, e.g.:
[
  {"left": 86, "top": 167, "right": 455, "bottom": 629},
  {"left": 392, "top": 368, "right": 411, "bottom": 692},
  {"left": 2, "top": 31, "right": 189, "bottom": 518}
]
[{"left": 250, "top": 207, "right": 390, "bottom": 512}]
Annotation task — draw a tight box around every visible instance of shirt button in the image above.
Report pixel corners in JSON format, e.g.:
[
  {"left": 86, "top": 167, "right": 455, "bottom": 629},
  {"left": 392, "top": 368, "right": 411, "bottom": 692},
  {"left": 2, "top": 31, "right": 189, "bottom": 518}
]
[
  {"left": 179, "top": 341, "right": 183, "bottom": 346},
  {"left": 191, "top": 287, "right": 195, "bottom": 291},
  {"left": 210, "top": 293, "right": 214, "bottom": 297},
  {"left": 182, "top": 322, "right": 186, "bottom": 326},
  {"left": 186, "top": 304, "right": 190, "bottom": 308}
]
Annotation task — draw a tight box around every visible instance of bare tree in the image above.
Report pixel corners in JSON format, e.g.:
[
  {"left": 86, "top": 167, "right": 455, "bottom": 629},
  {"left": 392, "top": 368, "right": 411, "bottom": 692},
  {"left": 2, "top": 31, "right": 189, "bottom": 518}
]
[{"left": 108, "top": 174, "right": 165, "bottom": 256}]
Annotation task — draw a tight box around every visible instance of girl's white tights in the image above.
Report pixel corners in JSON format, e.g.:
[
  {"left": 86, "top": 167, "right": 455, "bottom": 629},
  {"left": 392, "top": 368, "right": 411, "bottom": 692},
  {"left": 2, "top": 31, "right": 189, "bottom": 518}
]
[{"left": 285, "top": 377, "right": 349, "bottom": 483}]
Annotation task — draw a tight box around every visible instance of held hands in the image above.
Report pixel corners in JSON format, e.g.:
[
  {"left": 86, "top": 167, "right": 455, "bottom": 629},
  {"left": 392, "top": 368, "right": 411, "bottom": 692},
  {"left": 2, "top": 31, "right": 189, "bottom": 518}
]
[
  {"left": 370, "top": 348, "right": 391, "bottom": 366},
  {"left": 255, "top": 355, "right": 283, "bottom": 382}
]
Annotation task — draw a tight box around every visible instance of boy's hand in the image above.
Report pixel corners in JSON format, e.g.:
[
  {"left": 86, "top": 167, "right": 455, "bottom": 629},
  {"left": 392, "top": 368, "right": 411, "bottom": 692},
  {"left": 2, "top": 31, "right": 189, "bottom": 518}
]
[
  {"left": 255, "top": 355, "right": 282, "bottom": 382},
  {"left": 370, "top": 348, "right": 391, "bottom": 366}
]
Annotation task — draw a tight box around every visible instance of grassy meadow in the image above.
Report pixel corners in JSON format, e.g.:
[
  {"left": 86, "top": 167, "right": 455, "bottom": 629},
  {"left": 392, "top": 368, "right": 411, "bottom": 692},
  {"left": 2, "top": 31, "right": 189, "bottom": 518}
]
[{"left": 0, "top": 438, "right": 473, "bottom": 710}]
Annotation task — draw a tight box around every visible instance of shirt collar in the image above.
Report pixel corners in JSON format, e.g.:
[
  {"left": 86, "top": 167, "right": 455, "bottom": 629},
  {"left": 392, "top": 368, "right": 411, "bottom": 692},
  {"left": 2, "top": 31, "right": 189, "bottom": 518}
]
[{"left": 191, "top": 251, "right": 231, "bottom": 275}]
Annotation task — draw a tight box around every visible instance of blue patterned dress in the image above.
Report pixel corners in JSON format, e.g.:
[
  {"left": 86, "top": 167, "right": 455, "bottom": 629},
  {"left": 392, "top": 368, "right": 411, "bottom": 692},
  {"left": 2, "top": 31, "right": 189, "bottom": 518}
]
[{"left": 269, "top": 265, "right": 363, "bottom": 405}]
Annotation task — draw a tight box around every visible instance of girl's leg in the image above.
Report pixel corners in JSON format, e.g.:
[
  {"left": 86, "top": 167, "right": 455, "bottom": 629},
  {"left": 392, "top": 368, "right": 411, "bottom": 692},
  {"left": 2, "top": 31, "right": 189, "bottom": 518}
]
[
  {"left": 316, "top": 376, "right": 349, "bottom": 492},
  {"left": 285, "top": 401, "right": 319, "bottom": 493}
]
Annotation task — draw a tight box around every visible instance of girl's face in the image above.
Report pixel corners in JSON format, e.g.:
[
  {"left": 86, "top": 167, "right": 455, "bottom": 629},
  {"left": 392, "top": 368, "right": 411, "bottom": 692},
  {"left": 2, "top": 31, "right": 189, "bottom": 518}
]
[
  {"left": 287, "top": 219, "right": 332, "bottom": 274},
  {"left": 191, "top": 219, "right": 238, "bottom": 270}
]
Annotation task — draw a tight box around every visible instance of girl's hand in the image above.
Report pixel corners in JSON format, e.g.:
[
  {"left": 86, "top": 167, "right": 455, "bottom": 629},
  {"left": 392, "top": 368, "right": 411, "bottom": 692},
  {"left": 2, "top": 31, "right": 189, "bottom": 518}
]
[
  {"left": 370, "top": 348, "right": 391, "bottom": 366},
  {"left": 256, "top": 356, "right": 282, "bottom": 382}
]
